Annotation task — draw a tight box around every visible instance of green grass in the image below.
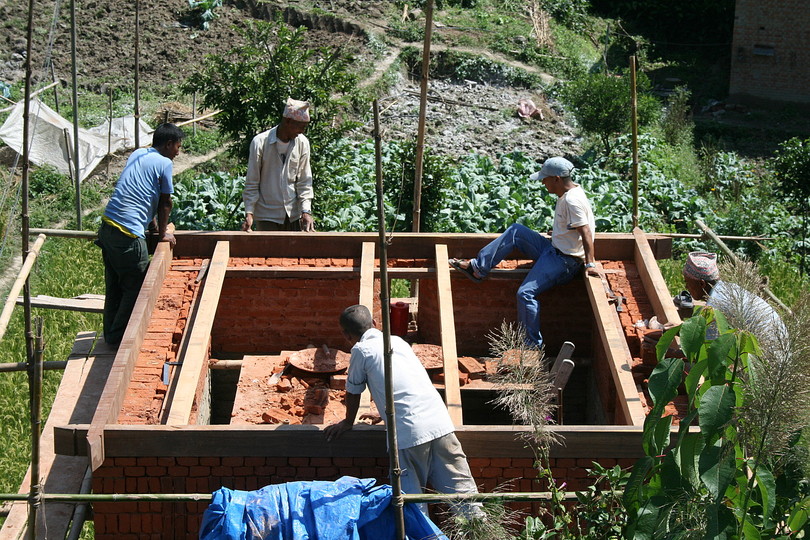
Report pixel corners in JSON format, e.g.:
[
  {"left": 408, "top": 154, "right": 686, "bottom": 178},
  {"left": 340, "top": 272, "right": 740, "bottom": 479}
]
[{"left": 0, "top": 237, "right": 103, "bottom": 523}]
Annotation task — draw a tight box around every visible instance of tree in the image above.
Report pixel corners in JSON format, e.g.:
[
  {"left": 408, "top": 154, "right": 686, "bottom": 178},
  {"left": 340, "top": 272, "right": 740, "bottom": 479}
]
[
  {"left": 770, "top": 137, "right": 810, "bottom": 274},
  {"left": 560, "top": 71, "right": 659, "bottom": 154},
  {"left": 181, "top": 19, "right": 362, "bottom": 161}
]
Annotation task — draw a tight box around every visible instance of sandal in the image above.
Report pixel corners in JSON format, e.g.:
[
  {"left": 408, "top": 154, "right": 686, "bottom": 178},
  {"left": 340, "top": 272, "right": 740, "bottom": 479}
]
[{"left": 449, "top": 258, "right": 483, "bottom": 283}]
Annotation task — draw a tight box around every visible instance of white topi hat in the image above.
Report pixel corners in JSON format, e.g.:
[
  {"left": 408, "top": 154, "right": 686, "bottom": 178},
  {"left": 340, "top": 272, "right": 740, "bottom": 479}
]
[{"left": 283, "top": 97, "right": 311, "bottom": 122}]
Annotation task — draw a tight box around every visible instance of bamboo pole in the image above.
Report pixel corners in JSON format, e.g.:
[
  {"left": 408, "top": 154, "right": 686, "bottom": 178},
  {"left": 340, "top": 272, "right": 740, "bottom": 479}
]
[
  {"left": 0, "top": 81, "right": 60, "bottom": 114},
  {"left": 175, "top": 109, "right": 221, "bottom": 127},
  {"left": 695, "top": 219, "right": 791, "bottom": 314},
  {"left": 27, "top": 318, "right": 44, "bottom": 539},
  {"left": 411, "top": 0, "right": 434, "bottom": 234},
  {"left": 28, "top": 228, "right": 96, "bottom": 239},
  {"left": 0, "top": 490, "right": 583, "bottom": 503},
  {"left": 373, "top": 100, "right": 405, "bottom": 540},
  {"left": 0, "top": 360, "right": 67, "bottom": 373},
  {"left": 70, "top": 0, "right": 82, "bottom": 229},
  {"left": 630, "top": 55, "right": 639, "bottom": 230},
  {"left": 134, "top": 0, "right": 141, "bottom": 149},
  {"left": 0, "top": 234, "right": 46, "bottom": 341}
]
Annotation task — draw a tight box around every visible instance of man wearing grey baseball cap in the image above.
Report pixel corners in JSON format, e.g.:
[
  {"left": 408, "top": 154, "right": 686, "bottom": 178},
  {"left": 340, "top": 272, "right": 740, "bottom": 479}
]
[{"left": 449, "top": 156, "right": 598, "bottom": 348}]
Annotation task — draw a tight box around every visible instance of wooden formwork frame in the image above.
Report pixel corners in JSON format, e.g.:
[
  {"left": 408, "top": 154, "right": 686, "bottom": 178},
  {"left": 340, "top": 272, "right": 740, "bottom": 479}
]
[{"left": 82, "top": 231, "right": 675, "bottom": 466}]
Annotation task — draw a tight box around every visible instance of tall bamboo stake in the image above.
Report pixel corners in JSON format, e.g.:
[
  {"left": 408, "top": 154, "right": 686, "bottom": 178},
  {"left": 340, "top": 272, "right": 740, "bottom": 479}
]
[
  {"left": 70, "top": 0, "right": 81, "bottom": 229},
  {"left": 630, "top": 55, "right": 639, "bottom": 230},
  {"left": 411, "top": 0, "right": 434, "bottom": 234},
  {"left": 373, "top": 100, "right": 405, "bottom": 540},
  {"left": 27, "top": 318, "right": 44, "bottom": 539},
  {"left": 21, "top": 0, "right": 36, "bottom": 533},
  {"left": 134, "top": 0, "right": 141, "bottom": 149}
]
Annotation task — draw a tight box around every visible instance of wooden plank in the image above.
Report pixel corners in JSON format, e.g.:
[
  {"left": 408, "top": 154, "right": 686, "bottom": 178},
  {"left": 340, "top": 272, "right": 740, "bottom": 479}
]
[
  {"left": 359, "top": 242, "right": 376, "bottom": 311},
  {"left": 86, "top": 243, "right": 173, "bottom": 470},
  {"left": 1, "top": 332, "right": 115, "bottom": 539},
  {"left": 165, "top": 241, "right": 230, "bottom": 426},
  {"left": 633, "top": 227, "right": 681, "bottom": 327},
  {"left": 16, "top": 293, "right": 105, "bottom": 313},
  {"left": 550, "top": 341, "right": 575, "bottom": 377},
  {"left": 435, "top": 244, "right": 463, "bottom": 425},
  {"left": 172, "top": 266, "right": 536, "bottom": 280},
  {"left": 54, "top": 424, "right": 649, "bottom": 460},
  {"left": 356, "top": 242, "right": 376, "bottom": 420},
  {"left": 172, "top": 230, "right": 667, "bottom": 261},
  {"left": 584, "top": 273, "right": 647, "bottom": 426}
]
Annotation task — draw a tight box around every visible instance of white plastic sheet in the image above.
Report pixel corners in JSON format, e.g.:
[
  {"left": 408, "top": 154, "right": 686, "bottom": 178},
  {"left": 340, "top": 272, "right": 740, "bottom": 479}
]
[{"left": 0, "top": 98, "right": 153, "bottom": 182}]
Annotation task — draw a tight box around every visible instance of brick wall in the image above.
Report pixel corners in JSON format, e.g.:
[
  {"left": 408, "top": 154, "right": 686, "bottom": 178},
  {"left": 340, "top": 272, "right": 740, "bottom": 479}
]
[
  {"left": 729, "top": 0, "right": 810, "bottom": 103},
  {"left": 418, "top": 273, "right": 594, "bottom": 357},
  {"left": 91, "top": 454, "right": 638, "bottom": 538}
]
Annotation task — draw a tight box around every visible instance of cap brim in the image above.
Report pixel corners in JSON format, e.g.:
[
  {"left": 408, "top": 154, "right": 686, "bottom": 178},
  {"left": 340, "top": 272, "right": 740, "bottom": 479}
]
[{"left": 529, "top": 171, "right": 542, "bottom": 181}]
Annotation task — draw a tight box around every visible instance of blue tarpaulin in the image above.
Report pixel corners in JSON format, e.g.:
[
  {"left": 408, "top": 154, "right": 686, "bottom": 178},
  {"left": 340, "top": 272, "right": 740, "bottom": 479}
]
[{"left": 199, "top": 476, "right": 448, "bottom": 540}]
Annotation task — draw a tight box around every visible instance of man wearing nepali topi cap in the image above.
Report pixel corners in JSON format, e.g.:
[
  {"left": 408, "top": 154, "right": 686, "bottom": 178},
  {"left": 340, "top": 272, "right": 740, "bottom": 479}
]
[
  {"left": 682, "top": 251, "right": 786, "bottom": 350},
  {"left": 242, "top": 97, "right": 315, "bottom": 232}
]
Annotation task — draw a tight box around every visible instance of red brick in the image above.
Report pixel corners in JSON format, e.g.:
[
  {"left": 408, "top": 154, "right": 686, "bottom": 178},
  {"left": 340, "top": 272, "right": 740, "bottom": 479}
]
[
  {"left": 244, "top": 456, "right": 266, "bottom": 466},
  {"left": 222, "top": 457, "right": 244, "bottom": 467},
  {"left": 190, "top": 466, "right": 211, "bottom": 477},
  {"left": 200, "top": 457, "right": 220, "bottom": 466},
  {"left": 481, "top": 467, "right": 502, "bottom": 478},
  {"left": 555, "top": 458, "right": 575, "bottom": 468},
  {"left": 177, "top": 457, "right": 199, "bottom": 466},
  {"left": 124, "top": 466, "right": 146, "bottom": 477},
  {"left": 169, "top": 466, "right": 189, "bottom": 477},
  {"left": 490, "top": 458, "right": 511, "bottom": 467}
]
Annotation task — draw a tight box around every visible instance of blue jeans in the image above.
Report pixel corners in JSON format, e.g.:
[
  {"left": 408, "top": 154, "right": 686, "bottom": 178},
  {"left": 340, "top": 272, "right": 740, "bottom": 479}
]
[{"left": 471, "top": 224, "right": 583, "bottom": 347}]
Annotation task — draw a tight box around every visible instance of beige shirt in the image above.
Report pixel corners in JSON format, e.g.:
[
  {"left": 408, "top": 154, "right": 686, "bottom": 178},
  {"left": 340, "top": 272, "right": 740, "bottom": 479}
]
[
  {"left": 551, "top": 185, "right": 595, "bottom": 261},
  {"left": 244, "top": 126, "right": 313, "bottom": 223}
]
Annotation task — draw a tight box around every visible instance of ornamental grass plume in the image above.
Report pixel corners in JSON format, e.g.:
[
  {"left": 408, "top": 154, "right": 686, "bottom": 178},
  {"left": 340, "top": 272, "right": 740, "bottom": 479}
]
[
  {"left": 486, "top": 321, "right": 560, "bottom": 448},
  {"left": 718, "top": 259, "right": 810, "bottom": 467}
]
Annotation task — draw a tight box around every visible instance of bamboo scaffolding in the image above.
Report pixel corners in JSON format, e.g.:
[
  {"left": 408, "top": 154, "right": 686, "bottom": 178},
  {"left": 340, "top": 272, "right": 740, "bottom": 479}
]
[
  {"left": 373, "top": 99, "right": 405, "bottom": 540},
  {"left": 695, "top": 219, "right": 791, "bottom": 313},
  {"left": 0, "top": 234, "right": 46, "bottom": 341},
  {"left": 0, "top": 490, "right": 582, "bottom": 503}
]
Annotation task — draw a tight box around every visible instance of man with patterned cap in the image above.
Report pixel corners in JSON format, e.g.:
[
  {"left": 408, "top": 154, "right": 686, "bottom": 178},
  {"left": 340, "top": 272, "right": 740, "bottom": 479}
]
[
  {"left": 448, "top": 156, "right": 598, "bottom": 349},
  {"left": 242, "top": 97, "right": 315, "bottom": 232},
  {"left": 683, "top": 251, "right": 786, "bottom": 348}
]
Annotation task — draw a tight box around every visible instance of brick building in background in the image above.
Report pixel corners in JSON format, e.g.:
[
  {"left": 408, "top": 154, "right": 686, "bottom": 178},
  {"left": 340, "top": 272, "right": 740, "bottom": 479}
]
[{"left": 729, "top": 0, "right": 810, "bottom": 103}]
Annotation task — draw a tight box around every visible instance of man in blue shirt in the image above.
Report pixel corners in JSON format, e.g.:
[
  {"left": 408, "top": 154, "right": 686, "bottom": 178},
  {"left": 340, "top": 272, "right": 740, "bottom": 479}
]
[{"left": 95, "top": 123, "right": 184, "bottom": 346}]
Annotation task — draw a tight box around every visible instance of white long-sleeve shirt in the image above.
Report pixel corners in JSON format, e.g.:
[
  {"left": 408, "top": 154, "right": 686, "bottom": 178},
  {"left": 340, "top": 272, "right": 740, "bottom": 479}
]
[{"left": 243, "top": 126, "right": 313, "bottom": 223}]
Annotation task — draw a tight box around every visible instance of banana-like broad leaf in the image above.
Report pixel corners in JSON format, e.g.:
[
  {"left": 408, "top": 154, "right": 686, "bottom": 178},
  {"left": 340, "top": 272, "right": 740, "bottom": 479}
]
[
  {"left": 787, "top": 496, "right": 810, "bottom": 533},
  {"left": 698, "top": 384, "right": 736, "bottom": 438},
  {"left": 654, "top": 324, "right": 681, "bottom": 362},
  {"left": 623, "top": 455, "right": 655, "bottom": 511},
  {"left": 679, "top": 315, "right": 708, "bottom": 360},
  {"left": 754, "top": 465, "right": 776, "bottom": 528},
  {"left": 707, "top": 333, "right": 737, "bottom": 384},
  {"left": 700, "top": 440, "right": 736, "bottom": 503}
]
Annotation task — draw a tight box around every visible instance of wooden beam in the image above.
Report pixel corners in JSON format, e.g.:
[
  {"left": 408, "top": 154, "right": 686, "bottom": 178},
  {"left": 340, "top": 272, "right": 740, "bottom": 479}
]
[
  {"left": 171, "top": 231, "right": 670, "bottom": 261},
  {"left": 54, "top": 424, "right": 648, "bottom": 459},
  {"left": 86, "top": 243, "right": 173, "bottom": 470},
  {"left": 435, "top": 244, "right": 463, "bottom": 425},
  {"left": 359, "top": 242, "right": 376, "bottom": 311},
  {"left": 165, "top": 241, "right": 230, "bottom": 426},
  {"left": 633, "top": 227, "right": 681, "bottom": 327},
  {"left": 16, "top": 293, "right": 104, "bottom": 313},
  {"left": 584, "top": 273, "right": 647, "bottom": 426}
]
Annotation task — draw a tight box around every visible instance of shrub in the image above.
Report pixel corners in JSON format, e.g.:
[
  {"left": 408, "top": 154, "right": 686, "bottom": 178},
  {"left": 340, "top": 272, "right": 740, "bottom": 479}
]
[
  {"left": 181, "top": 19, "right": 362, "bottom": 160},
  {"left": 559, "top": 71, "right": 660, "bottom": 154}
]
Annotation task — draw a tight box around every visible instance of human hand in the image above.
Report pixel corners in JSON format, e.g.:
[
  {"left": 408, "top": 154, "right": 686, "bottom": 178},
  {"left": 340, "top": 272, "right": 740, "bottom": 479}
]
[
  {"left": 359, "top": 413, "right": 383, "bottom": 425},
  {"left": 160, "top": 232, "right": 176, "bottom": 248},
  {"left": 242, "top": 213, "right": 254, "bottom": 232},
  {"left": 585, "top": 262, "right": 601, "bottom": 277},
  {"left": 324, "top": 419, "right": 353, "bottom": 442},
  {"left": 301, "top": 212, "right": 315, "bottom": 232}
]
